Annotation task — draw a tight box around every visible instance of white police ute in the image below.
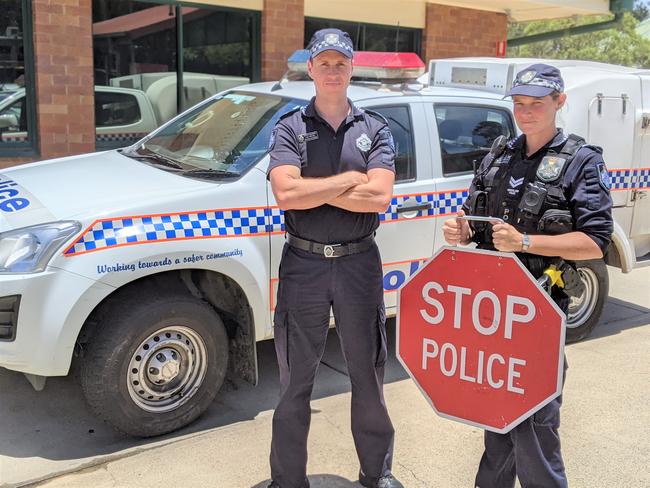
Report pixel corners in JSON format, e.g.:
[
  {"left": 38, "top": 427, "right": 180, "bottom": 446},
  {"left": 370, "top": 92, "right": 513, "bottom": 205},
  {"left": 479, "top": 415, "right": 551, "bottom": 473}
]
[{"left": 0, "top": 52, "right": 648, "bottom": 436}]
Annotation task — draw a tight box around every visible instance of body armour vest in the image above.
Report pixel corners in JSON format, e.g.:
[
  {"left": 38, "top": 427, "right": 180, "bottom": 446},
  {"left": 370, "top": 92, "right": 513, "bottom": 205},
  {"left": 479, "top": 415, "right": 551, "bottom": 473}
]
[{"left": 467, "top": 133, "right": 586, "bottom": 248}]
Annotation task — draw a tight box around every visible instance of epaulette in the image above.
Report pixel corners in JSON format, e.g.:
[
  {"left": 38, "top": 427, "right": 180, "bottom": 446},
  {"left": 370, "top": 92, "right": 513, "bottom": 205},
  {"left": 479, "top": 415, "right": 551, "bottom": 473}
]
[
  {"left": 277, "top": 106, "right": 303, "bottom": 121},
  {"left": 581, "top": 144, "right": 603, "bottom": 155},
  {"left": 363, "top": 108, "right": 389, "bottom": 126},
  {"left": 506, "top": 134, "right": 525, "bottom": 151}
]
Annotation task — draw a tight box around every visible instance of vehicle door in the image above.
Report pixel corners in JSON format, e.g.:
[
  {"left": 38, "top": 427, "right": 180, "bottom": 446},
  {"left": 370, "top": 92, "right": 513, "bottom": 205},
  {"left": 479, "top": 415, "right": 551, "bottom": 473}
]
[
  {"left": 95, "top": 87, "right": 157, "bottom": 150},
  {"left": 630, "top": 75, "right": 650, "bottom": 241},
  {"left": 356, "top": 99, "right": 436, "bottom": 312},
  {"left": 425, "top": 97, "right": 517, "bottom": 250}
]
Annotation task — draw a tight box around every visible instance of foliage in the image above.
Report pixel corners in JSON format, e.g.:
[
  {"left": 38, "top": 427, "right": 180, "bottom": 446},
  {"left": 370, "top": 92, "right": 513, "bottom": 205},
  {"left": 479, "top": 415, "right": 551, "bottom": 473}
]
[{"left": 508, "top": 11, "right": 650, "bottom": 68}]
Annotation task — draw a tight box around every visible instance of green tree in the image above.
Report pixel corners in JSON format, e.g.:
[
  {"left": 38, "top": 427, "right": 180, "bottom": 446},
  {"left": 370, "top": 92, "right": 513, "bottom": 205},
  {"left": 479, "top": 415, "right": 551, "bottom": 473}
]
[
  {"left": 633, "top": 0, "right": 649, "bottom": 21},
  {"left": 507, "top": 12, "right": 650, "bottom": 68}
]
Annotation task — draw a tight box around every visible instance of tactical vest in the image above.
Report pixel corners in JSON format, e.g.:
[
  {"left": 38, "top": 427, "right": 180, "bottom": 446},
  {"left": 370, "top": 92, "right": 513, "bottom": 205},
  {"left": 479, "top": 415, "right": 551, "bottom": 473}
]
[{"left": 468, "top": 133, "right": 586, "bottom": 248}]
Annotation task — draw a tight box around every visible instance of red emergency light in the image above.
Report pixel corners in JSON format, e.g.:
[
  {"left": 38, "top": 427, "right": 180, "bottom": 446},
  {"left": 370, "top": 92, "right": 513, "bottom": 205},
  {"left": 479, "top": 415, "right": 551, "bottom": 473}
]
[{"left": 287, "top": 50, "right": 426, "bottom": 81}]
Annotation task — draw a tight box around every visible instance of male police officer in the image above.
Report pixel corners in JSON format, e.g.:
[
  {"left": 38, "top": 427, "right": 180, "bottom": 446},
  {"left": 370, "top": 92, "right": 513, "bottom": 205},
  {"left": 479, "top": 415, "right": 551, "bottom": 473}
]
[
  {"left": 266, "top": 29, "right": 403, "bottom": 488},
  {"left": 443, "top": 64, "right": 613, "bottom": 487}
]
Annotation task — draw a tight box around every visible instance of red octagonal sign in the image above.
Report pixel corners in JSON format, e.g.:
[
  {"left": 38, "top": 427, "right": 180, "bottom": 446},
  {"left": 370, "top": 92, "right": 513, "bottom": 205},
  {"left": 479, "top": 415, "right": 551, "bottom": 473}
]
[{"left": 397, "top": 247, "right": 565, "bottom": 433}]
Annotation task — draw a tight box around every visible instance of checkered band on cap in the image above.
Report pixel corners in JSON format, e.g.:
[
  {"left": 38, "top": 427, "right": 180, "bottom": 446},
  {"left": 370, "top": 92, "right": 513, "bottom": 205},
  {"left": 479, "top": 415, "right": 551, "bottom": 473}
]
[{"left": 513, "top": 76, "right": 563, "bottom": 92}]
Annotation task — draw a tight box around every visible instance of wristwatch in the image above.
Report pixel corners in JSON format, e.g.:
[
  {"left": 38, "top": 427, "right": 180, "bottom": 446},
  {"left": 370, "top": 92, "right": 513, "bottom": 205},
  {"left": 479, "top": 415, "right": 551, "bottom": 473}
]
[{"left": 521, "top": 233, "right": 531, "bottom": 252}]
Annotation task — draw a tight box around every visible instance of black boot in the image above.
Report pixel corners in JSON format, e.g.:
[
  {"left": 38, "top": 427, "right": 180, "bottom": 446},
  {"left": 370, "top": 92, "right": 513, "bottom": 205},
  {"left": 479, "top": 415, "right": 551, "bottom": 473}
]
[{"left": 359, "top": 472, "right": 405, "bottom": 488}]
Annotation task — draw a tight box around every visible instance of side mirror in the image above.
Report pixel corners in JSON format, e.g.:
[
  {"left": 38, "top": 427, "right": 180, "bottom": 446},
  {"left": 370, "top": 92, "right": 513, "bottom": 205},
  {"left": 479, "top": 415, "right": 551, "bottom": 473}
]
[{"left": 0, "top": 113, "right": 18, "bottom": 129}]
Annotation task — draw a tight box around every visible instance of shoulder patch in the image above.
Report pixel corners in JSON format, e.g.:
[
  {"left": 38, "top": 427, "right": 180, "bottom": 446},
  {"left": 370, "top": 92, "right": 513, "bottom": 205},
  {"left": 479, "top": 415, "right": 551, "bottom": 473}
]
[
  {"left": 363, "top": 108, "right": 390, "bottom": 126},
  {"left": 377, "top": 126, "right": 395, "bottom": 153},
  {"left": 597, "top": 162, "right": 611, "bottom": 191},
  {"left": 268, "top": 128, "right": 277, "bottom": 151}
]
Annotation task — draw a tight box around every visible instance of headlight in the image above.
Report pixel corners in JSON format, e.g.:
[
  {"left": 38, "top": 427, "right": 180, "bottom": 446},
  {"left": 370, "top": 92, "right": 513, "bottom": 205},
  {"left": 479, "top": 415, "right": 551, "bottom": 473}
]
[{"left": 0, "top": 221, "right": 81, "bottom": 274}]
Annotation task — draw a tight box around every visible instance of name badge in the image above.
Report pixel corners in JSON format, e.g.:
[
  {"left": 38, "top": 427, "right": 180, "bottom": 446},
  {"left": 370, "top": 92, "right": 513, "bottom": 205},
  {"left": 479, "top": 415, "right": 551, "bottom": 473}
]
[{"left": 297, "top": 131, "right": 319, "bottom": 143}]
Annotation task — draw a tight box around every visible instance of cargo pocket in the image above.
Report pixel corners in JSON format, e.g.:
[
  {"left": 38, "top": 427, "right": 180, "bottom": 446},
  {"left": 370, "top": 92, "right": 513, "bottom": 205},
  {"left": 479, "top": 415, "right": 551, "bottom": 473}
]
[
  {"left": 537, "top": 209, "right": 573, "bottom": 234},
  {"left": 375, "top": 306, "right": 388, "bottom": 367},
  {"left": 273, "top": 310, "right": 290, "bottom": 371}
]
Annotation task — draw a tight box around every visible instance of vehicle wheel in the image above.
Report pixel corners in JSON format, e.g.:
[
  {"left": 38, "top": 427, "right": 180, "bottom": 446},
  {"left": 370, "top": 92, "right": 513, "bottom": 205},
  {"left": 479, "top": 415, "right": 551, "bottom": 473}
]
[
  {"left": 80, "top": 291, "right": 228, "bottom": 437},
  {"left": 565, "top": 259, "right": 608, "bottom": 344}
]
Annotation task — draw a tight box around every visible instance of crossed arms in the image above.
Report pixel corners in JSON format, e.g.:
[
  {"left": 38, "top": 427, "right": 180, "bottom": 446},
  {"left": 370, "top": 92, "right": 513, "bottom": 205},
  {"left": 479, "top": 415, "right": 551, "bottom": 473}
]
[{"left": 269, "top": 164, "right": 395, "bottom": 213}]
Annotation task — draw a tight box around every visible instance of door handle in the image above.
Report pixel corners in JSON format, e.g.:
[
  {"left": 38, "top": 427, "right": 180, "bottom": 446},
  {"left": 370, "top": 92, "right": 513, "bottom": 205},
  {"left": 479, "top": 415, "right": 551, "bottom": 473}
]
[{"left": 396, "top": 202, "right": 433, "bottom": 214}]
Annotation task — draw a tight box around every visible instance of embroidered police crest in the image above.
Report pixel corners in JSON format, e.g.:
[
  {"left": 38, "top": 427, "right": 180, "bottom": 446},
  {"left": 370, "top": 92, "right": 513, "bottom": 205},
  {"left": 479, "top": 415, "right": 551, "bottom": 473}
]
[
  {"left": 325, "top": 33, "right": 339, "bottom": 45},
  {"left": 536, "top": 156, "right": 566, "bottom": 182},
  {"left": 520, "top": 70, "right": 536, "bottom": 83},
  {"left": 597, "top": 162, "right": 611, "bottom": 191},
  {"left": 356, "top": 133, "right": 372, "bottom": 152}
]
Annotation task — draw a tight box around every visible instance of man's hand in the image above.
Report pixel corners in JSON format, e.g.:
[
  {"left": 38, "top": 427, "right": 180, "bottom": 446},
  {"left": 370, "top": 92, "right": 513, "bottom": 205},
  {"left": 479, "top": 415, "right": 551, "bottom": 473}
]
[
  {"left": 339, "top": 170, "right": 368, "bottom": 187},
  {"left": 269, "top": 166, "right": 366, "bottom": 210},
  {"left": 328, "top": 168, "right": 394, "bottom": 213},
  {"left": 492, "top": 222, "right": 524, "bottom": 252},
  {"left": 443, "top": 210, "right": 472, "bottom": 246}
]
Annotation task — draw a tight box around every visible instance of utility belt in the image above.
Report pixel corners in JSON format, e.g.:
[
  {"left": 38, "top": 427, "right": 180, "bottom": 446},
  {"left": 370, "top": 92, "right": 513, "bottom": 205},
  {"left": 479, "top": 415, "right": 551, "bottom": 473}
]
[
  {"left": 477, "top": 246, "right": 584, "bottom": 298},
  {"left": 286, "top": 233, "right": 375, "bottom": 258}
]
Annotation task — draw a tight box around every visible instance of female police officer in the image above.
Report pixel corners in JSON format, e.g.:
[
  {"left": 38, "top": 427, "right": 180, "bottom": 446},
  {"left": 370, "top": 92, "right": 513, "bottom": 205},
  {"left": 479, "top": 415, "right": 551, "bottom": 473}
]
[
  {"left": 443, "top": 64, "right": 613, "bottom": 487},
  {"left": 266, "top": 29, "right": 403, "bottom": 488}
]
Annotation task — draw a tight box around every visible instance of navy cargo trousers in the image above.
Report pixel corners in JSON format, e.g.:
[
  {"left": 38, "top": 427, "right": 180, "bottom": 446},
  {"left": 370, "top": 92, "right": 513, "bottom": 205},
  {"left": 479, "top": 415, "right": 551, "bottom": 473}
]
[{"left": 270, "top": 243, "right": 394, "bottom": 488}]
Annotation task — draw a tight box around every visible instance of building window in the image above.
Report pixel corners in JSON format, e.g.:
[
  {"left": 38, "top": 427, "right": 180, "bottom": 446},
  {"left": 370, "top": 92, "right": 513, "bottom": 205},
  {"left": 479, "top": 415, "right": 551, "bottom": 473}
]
[
  {"left": 0, "top": 0, "right": 37, "bottom": 155},
  {"left": 434, "top": 104, "right": 515, "bottom": 176},
  {"left": 305, "top": 18, "right": 421, "bottom": 55},
  {"left": 92, "top": 1, "right": 260, "bottom": 149}
]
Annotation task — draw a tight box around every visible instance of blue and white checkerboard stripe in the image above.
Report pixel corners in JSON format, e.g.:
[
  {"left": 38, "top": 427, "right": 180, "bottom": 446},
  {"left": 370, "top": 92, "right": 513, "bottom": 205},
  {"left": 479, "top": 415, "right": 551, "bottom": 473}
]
[
  {"left": 64, "top": 191, "right": 477, "bottom": 256},
  {"left": 609, "top": 170, "right": 633, "bottom": 191},
  {"left": 635, "top": 168, "right": 650, "bottom": 189},
  {"left": 65, "top": 207, "right": 278, "bottom": 256}
]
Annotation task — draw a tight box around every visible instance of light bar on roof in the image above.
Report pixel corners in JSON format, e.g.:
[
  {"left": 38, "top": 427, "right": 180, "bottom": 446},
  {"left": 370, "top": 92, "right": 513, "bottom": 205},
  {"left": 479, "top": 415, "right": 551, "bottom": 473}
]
[
  {"left": 429, "top": 59, "right": 516, "bottom": 95},
  {"left": 287, "top": 50, "right": 426, "bottom": 81}
]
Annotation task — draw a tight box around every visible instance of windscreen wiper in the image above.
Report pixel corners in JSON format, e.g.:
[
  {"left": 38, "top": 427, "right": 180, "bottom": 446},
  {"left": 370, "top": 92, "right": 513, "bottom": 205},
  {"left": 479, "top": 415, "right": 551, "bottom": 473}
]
[
  {"left": 120, "top": 148, "right": 184, "bottom": 169},
  {"left": 180, "top": 168, "right": 241, "bottom": 179}
]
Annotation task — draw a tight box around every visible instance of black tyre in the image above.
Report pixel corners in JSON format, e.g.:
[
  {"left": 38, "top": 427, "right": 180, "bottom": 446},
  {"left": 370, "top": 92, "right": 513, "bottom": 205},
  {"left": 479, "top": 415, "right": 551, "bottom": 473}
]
[
  {"left": 565, "top": 259, "right": 609, "bottom": 343},
  {"left": 80, "top": 291, "right": 228, "bottom": 437}
]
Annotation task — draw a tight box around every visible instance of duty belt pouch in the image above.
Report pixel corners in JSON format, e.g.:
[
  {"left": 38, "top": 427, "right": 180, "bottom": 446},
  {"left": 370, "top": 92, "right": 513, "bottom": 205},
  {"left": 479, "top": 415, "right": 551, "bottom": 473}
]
[{"left": 538, "top": 209, "right": 574, "bottom": 234}]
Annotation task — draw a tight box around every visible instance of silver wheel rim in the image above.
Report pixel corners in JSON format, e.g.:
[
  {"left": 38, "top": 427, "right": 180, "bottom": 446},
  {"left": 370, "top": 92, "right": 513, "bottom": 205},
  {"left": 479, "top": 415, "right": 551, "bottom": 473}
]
[
  {"left": 127, "top": 326, "right": 208, "bottom": 413},
  {"left": 567, "top": 267, "right": 599, "bottom": 329}
]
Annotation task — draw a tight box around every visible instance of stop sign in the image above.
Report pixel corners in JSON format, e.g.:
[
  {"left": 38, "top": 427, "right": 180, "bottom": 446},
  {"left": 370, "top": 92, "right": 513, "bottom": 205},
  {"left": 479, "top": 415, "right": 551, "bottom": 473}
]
[{"left": 397, "top": 247, "right": 565, "bottom": 433}]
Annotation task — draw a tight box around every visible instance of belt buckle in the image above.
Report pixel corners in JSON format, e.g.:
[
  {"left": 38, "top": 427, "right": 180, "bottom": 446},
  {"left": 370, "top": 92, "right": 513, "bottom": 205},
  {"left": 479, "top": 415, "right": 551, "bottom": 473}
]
[{"left": 323, "top": 244, "right": 340, "bottom": 258}]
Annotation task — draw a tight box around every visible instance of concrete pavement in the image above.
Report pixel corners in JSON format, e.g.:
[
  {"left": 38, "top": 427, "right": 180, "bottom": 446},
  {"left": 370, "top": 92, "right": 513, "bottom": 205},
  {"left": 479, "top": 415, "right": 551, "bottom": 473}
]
[{"left": 1, "top": 265, "right": 648, "bottom": 488}]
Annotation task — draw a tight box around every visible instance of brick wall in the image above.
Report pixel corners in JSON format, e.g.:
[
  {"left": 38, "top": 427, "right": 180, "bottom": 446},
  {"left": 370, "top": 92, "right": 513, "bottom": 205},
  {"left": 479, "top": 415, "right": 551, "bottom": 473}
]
[
  {"left": 0, "top": 158, "right": 33, "bottom": 170},
  {"left": 424, "top": 3, "right": 507, "bottom": 60},
  {"left": 0, "top": 0, "right": 95, "bottom": 168},
  {"left": 262, "top": 0, "right": 304, "bottom": 81}
]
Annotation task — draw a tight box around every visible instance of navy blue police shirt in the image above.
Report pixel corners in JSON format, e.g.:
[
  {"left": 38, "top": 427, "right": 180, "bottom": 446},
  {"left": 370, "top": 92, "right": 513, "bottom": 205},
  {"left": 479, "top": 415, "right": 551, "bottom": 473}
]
[
  {"left": 463, "top": 129, "right": 614, "bottom": 253},
  {"left": 267, "top": 97, "right": 395, "bottom": 244}
]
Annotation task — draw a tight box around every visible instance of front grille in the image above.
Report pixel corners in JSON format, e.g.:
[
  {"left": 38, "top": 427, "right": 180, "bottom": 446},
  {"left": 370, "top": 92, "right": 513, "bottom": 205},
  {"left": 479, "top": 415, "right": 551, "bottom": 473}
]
[{"left": 0, "top": 295, "right": 20, "bottom": 341}]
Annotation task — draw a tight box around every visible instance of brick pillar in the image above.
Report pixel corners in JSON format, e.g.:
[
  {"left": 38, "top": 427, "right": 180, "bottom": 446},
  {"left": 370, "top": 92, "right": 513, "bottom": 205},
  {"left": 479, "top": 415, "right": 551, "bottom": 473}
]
[
  {"left": 262, "top": 0, "right": 304, "bottom": 81},
  {"left": 33, "top": 0, "right": 95, "bottom": 160},
  {"left": 424, "top": 3, "right": 507, "bottom": 60}
]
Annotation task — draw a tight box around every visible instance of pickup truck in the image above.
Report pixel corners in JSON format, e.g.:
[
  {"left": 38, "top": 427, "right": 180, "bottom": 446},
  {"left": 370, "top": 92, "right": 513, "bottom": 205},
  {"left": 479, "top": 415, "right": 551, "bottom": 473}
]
[
  {"left": 0, "top": 72, "right": 248, "bottom": 149},
  {"left": 0, "top": 54, "right": 647, "bottom": 437}
]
